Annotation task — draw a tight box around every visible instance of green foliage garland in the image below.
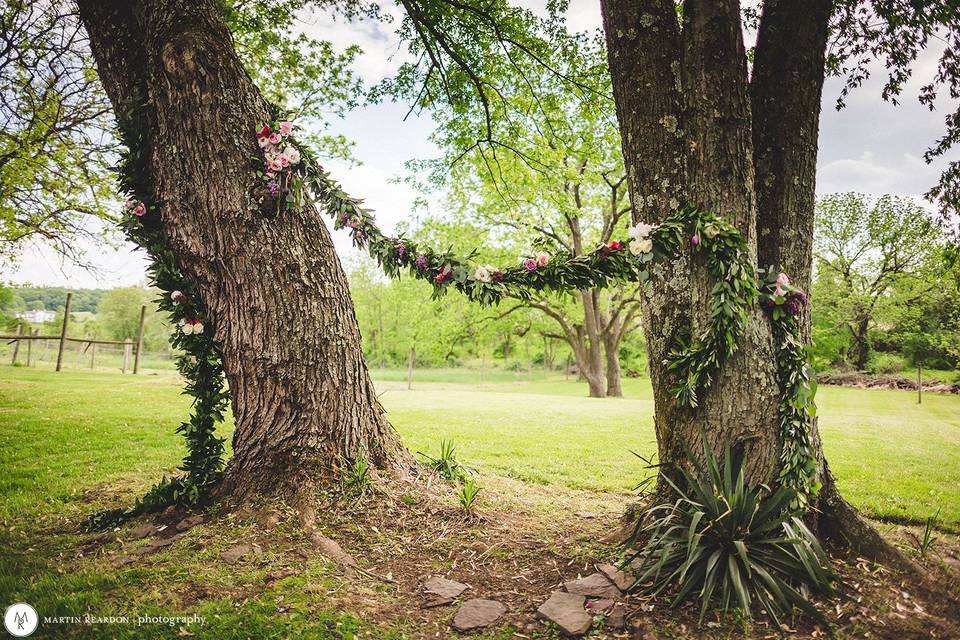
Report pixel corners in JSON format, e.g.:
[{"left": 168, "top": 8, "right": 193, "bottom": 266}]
[
  {"left": 759, "top": 268, "right": 820, "bottom": 510},
  {"left": 86, "top": 98, "right": 228, "bottom": 530}
]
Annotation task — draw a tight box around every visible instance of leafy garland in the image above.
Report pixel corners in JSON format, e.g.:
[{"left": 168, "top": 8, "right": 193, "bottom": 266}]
[
  {"left": 86, "top": 98, "right": 229, "bottom": 530},
  {"left": 760, "top": 269, "right": 820, "bottom": 509},
  {"left": 90, "top": 114, "right": 818, "bottom": 529}
]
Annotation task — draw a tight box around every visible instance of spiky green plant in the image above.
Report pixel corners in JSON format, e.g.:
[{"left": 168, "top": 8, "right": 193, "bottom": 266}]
[
  {"left": 342, "top": 451, "right": 371, "bottom": 494},
  {"left": 458, "top": 476, "right": 481, "bottom": 514},
  {"left": 418, "top": 439, "right": 472, "bottom": 483},
  {"left": 624, "top": 440, "right": 836, "bottom": 630}
]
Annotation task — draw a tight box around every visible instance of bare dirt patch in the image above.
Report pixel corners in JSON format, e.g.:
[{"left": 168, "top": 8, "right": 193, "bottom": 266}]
[{"left": 71, "top": 474, "right": 960, "bottom": 639}]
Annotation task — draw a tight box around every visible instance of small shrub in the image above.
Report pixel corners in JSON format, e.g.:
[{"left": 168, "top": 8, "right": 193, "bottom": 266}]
[
  {"left": 458, "top": 476, "right": 480, "bottom": 514},
  {"left": 418, "top": 439, "right": 472, "bottom": 483},
  {"left": 866, "top": 353, "right": 906, "bottom": 375},
  {"left": 342, "top": 451, "right": 371, "bottom": 494},
  {"left": 624, "top": 440, "right": 836, "bottom": 629}
]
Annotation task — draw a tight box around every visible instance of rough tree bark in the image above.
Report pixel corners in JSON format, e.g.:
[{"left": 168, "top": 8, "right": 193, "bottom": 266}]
[
  {"left": 601, "top": 0, "right": 781, "bottom": 484},
  {"left": 752, "top": 0, "right": 910, "bottom": 567},
  {"left": 601, "top": 0, "right": 910, "bottom": 568},
  {"left": 77, "top": 0, "right": 413, "bottom": 503}
]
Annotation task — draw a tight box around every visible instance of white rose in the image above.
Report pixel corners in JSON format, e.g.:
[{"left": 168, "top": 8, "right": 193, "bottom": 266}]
[
  {"left": 170, "top": 290, "right": 183, "bottom": 305},
  {"left": 705, "top": 225, "right": 719, "bottom": 239},
  {"left": 630, "top": 238, "right": 653, "bottom": 255},
  {"left": 192, "top": 322, "right": 204, "bottom": 335},
  {"left": 473, "top": 265, "right": 492, "bottom": 283},
  {"left": 282, "top": 145, "right": 301, "bottom": 165},
  {"left": 629, "top": 221, "right": 657, "bottom": 241},
  {"left": 181, "top": 323, "right": 193, "bottom": 335}
]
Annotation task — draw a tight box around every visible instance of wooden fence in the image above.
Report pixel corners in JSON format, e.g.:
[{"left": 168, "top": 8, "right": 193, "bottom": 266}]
[{"left": 3, "top": 292, "right": 149, "bottom": 374}]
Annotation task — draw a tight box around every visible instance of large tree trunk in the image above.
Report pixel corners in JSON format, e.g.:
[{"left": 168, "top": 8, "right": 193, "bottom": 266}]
[
  {"left": 601, "top": 0, "right": 780, "bottom": 482},
  {"left": 78, "top": 0, "right": 412, "bottom": 502},
  {"left": 752, "top": 0, "right": 910, "bottom": 568},
  {"left": 601, "top": 0, "right": 913, "bottom": 571}
]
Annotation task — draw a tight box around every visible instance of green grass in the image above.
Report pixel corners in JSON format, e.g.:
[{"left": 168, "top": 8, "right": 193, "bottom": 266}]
[
  {"left": 1, "top": 365, "right": 958, "bottom": 638},
  {"left": 1, "top": 365, "right": 956, "bottom": 526}
]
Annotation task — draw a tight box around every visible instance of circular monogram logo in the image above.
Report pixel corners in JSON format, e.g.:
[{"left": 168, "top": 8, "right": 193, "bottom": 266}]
[{"left": 3, "top": 603, "right": 37, "bottom": 637}]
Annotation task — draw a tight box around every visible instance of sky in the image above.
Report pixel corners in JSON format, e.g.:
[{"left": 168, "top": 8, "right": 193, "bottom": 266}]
[{"left": 7, "top": 0, "right": 957, "bottom": 288}]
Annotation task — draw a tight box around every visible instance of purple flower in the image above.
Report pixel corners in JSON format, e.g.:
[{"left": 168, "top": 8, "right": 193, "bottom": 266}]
[
  {"left": 267, "top": 180, "right": 279, "bottom": 197},
  {"left": 491, "top": 270, "right": 504, "bottom": 282},
  {"left": 524, "top": 258, "right": 538, "bottom": 272},
  {"left": 690, "top": 234, "right": 701, "bottom": 247},
  {"left": 415, "top": 254, "right": 428, "bottom": 270},
  {"left": 395, "top": 240, "right": 407, "bottom": 258},
  {"left": 785, "top": 299, "right": 801, "bottom": 316}
]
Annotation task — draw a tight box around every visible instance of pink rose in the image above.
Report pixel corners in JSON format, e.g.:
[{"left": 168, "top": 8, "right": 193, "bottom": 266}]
[
  {"left": 133, "top": 203, "right": 146, "bottom": 217},
  {"left": 279, "top": 154, "right": 290, "bottom": 167},
  {"left": 278, "top": 121, "right": 294, "bottom": 136},
  {"left": 536, "top": 252, "right": 549, "bottom": 267},
  {"left": 775, "top": 272, "right": 790, "bottom": 297},
  {"left": 257, "top": 136, "right": 269, "bottom": 149},
  {"left": 524, "top": 258, "right": 537, "bottom": 272},
  {"left": 690, "top": 234, "right": 700, "bottom": 246},
  {"left": 269, "top": 158, "right": 283, "bottom": 172},
  {"left": 268, "top": 133, "right": 281, "bottom": 144}
]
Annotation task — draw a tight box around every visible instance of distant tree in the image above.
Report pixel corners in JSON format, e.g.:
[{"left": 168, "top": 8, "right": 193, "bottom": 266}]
[
  {"left": 0, "top": 0, "right": 116, "bottom": 265},
  {"left": 813, "top": 193, "right": 943, "bottom": 370},
  {"left": 96, "top": 287, "right": 149, "bottom": 341},
  {"left": 406, "top": 24, "right": 639, "bottom": 397}
]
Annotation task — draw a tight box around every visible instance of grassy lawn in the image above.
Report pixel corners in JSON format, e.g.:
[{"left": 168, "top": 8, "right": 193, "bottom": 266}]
[
  {"left": 1, "top": 365, "right": 957, "bottom": 527},
  {"left": 1, "top": 364, "right": 959, "bottom": 639}
]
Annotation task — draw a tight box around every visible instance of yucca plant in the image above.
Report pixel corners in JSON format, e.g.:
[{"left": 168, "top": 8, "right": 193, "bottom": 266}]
[
  {"left": 624, "top": 440, "right": 836, "bottom": 631},
  {"left": 458, "top": 476, "right": 481, "bottom": 514},
  {"left": 418, "top": 439, "right": 473, "bottom": 483},
  {"left": 342, "top": 451, "right": 371, "bottom": 494}
]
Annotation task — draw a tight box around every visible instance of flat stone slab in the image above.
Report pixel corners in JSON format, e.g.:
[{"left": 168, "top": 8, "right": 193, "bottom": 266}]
[
  {"left": 597, "top": 563, "right": 634, "bottom": 592},
  {"left": 452, "top": 598, "right": 506, "bottom": 632},
  {"left": 424, "top": 576, "right": 468, "bottom": 599},
  {"left": 563, "top": 572, "right": 621, "bottom": 599},
  {"left": 220, "top": 544, "right": 254, "bottom": 565},
  {"left": 176, "top": 515, "right": 205, "bottom": 531},
  {"left": 536, "top": 591, "right": 592, "bottom": 636},
  {"left": 128, "top": 523, "right": 155, "bottom": 539},
  {"left": 606, "top": 603, "right": 627, "bottom": 630}
]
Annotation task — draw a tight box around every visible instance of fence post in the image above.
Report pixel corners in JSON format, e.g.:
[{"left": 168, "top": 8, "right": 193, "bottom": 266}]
[
  {"left": 133, "top": 304, "right": 147, "bottom": 374},
  {"left": 122, "top": 338, "right": 132, "bottom": 373},
  {"left": 26, "top": 329, "right": 36, "bottom": 366},
  {"left": 10, "top": 323, "right": 22, "bottom": 365},
  {"left": 55, "top": 292, "right": 72, "bottom": 372},
  {"left": 90, "top": 342, "right": 97, "bottom": 369}
]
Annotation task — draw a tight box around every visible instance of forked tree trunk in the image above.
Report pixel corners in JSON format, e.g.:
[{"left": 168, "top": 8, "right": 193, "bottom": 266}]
[
  {"left": 602, "top": 0, "right": 910, "bottom": 568},
  {"left": 602, "top": 0, "right": 781, "bottom": 483},
  {"left": 78, "top": 0, "right": 412, "bottom": 501},
  {"left": 603, "top": 316, "right": 623, "bottom": 397}
]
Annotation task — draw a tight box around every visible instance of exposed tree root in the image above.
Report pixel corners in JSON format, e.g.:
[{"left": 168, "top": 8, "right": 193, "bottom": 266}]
[{"left": 818, "top": 462, "right": 922, "bottom": 576}]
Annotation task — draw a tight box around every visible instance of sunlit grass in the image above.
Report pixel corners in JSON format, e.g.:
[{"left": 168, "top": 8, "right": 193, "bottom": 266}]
[{"left": 1, "top": 365, "right": 956, "bottom": 527}]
